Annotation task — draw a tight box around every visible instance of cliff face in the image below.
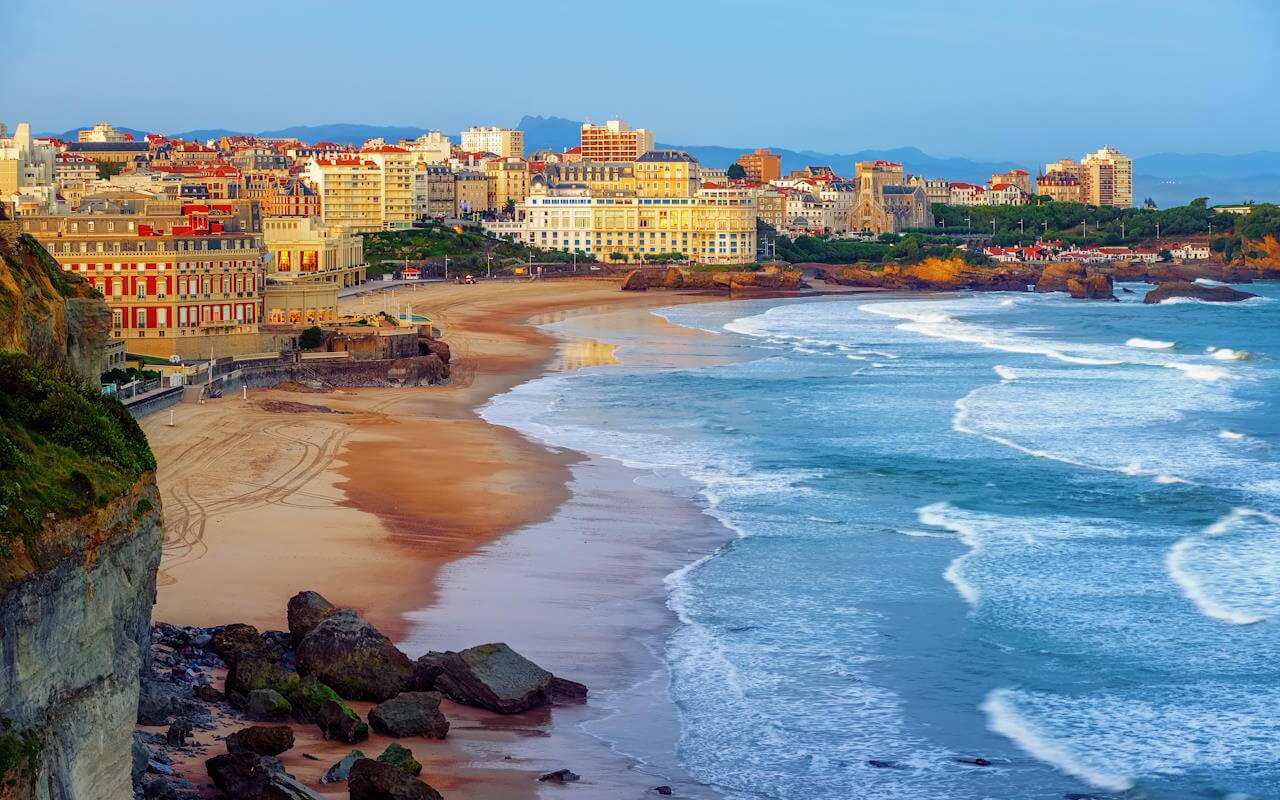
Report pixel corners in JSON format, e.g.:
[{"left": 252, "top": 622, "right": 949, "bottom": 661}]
[
  {"left": 1245, "top": 233, "right": 1280, "bottom": 271},
  {"left": 621, "top": 265, "right": 804, "bottom": 292},
  {"left": 821, "top": 257, "right": 1034, "bottom": 292},
  {"left": 0, "top": 227, "right": 161, "bottom": 799}
]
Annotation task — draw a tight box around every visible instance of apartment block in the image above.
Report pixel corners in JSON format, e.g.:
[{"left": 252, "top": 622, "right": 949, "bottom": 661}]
[
  {"left": 735, "top": 149, "right": 782, "bottom": 183},
  {"left": 579, "top": 120, "right": 654, "bottom": 162},
  {"left": 460, "top": 127, "right": 524, "bottom": 159},
  {"left": 1081, "top": 146, "right": 1132, "bottom": 207}
]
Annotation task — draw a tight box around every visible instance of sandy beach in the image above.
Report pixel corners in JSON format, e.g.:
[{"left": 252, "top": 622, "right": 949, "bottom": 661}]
[{"left": 143, "top": 277, "right": 731, "bottom": 797}]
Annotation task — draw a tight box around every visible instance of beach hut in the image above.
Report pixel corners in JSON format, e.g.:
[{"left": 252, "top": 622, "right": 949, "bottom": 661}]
[{"left": 400, "top": 266, "right": 422, "bottom": 281}]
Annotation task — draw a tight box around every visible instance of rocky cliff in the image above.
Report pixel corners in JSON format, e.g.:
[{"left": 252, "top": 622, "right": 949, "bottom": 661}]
[
  {"left": 0, "top": 227, "right": 161, "bottom": 800},
  {"left": 0, "top": 223, "right": 110, "bottom": 388}
]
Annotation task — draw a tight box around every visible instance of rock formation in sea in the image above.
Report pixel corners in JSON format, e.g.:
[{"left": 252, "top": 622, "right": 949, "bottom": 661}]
[
  {"left": 0, "top": 221, "right": 163, "bottom": 798},
  {"left": 1143, "top": 280, "right": 1259, "bottom": 304},
  {"left": 622, "top": 265, "right": 805, "bottom": 291},
  {"left": 818, "top": 257, "right": 1034, "bottom": 293},
  {"left": 1035, "top": 263, "right": 1116, "bottom": 300}
]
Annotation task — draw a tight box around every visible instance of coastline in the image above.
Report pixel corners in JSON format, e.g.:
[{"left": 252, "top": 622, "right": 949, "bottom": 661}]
[{"left": 143, "top": 278, "right": 736, "bottom": 796}]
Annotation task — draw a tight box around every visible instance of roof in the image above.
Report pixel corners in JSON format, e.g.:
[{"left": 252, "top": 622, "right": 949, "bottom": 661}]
[
  {"left": 362, "top": 145, "right": 409, "bottom": 153},
  {"left": 67, "top": 142, "right": 149, "bottom": 153},
  {"left": 636, "top": 149, "right": 698, "bottom": 163}
]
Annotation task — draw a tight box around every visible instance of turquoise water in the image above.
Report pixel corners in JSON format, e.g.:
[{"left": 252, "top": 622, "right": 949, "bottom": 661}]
[{"left": 485, "top": 282, "right": 1280, "bottom": 799}]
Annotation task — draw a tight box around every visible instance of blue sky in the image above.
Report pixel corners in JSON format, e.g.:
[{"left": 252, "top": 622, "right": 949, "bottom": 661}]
[{"left": 2, "top": 0, "right": 1276, "bottom": 160}]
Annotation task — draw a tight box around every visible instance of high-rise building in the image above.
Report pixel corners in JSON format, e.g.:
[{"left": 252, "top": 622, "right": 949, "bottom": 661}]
[
  {"left": 485, "top": 158, "right": 530, "bottom": 212},
  {"left": 304, "top": 145, "right": 415, "bottom": 232},
  {"left": 78, "top": 123, "right": 129, "bottom": 143},
  {"left": 735, "top": 149, "right": 781, "bottom": 183},
  {"left": 0, "top": 122, "right": 57, "bottom": 202},
  {"left": 20, "top": 201, "right": 266, "bottom": 358},
  {"left": 579, "top": 120, "right": 654, "bottom": 162},
  {"left": 1080, "top": 146, "right": 1132, "bottom": 207},
  {"left": 460, "top": 127, "right": 524, "bottom": 159}
]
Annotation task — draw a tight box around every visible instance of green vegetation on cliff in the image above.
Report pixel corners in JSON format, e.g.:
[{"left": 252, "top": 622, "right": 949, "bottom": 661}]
[
  {"left": 0, "top": 352, "right": 155, "bottom": 552},
  {"left": 361, "top": 223, "right": 581, "bottom": 276},
  {"left": 916, "top": 199, "right": 1265, "bottom": 248},
  {"left": 777, "top": 232, "right": 991, "bottom": 266}
]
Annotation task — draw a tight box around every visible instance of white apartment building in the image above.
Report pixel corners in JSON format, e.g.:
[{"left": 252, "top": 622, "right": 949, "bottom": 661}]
[
  {"left": 460, "top": 126, "right": 524, "bottom": 159},
  {"left": 404, "top": 131, "right": 452, "bottom": 164}
]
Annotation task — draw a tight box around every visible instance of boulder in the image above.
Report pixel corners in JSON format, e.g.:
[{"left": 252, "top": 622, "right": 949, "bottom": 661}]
[
  {"left": 621, "top": 269, "right": 649, "bottom": 291},
  {"left": 206, "top": 752, "right": 273, "bottom": 798},
  {"left": 165, "top": 718, "right": 193, "bottom": 746},
  {"left": 1035, "top": 262, "right": 1087, "bottom": 293},
  {"left": 281, "top": 674, "right": 344, "bottom": 723},
  {"left": 226, "top": 725, "right": 295, "bottom": 757},
  {"left": 244, "top": 689, "right": 292, "bottom": 722},
  {"left": 137, "top": 680, "right": 181, "bottom": 725},
  {"left": 131, "top": 733, "right": 150, "bottom": 787},
  {"left": 287, "top": 591, "right": 337, "bottom": 648},
  {"left": 295, "top": 609, "right": 413, "bottom": 701},
  {"left": 410, "top": 652, "right": 447, "bottom": 691},
  {"left": 539, "top": 769, "right": 580, "bottom": 783},
  {"left": 1066, "top": 273, "right": 1115, "bottom": 300},
  {"left": 348, "top": 758, "right": 443, "bottom": 800},
  {"left": 375, "top": 743, "right": 422, "bottom": 775},
  {"left": 316, "top": 698, "right": 369, "bottom": 744},
  {"left": 1143, "top": 280, "right": 1258, "bottom": 304},
  {"left": 210, "top": 623, "right": 265, "bottom": 667},
  {"left": 226, "top": 653, "right": 290, "bottom": 701},
  {"left": 368, "top": 692, "right": 450, "bottom": 739},
  {"left": 432, "top": 642, "right": 586, "bottom": 714},
  {"left": 319, "top": 750, "right": 365, "bottom": 784}
]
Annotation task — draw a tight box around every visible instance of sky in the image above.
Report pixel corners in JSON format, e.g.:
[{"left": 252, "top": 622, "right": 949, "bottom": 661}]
[{"left": 2, "top": 0, "right": 1277, "bottom": 161}]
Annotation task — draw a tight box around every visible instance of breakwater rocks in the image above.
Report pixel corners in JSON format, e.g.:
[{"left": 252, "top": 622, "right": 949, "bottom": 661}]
[
  {"left": 622, "top": 265, "right": 805, "bottom": 292},
  {"left": 1143, "top": 280, "right": 1259, "bottom": 304},
  {"left": 135, "top": 590, "right": 587, "bottom": 799}
]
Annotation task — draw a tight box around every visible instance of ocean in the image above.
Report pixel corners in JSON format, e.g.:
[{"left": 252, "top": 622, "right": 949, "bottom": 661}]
[{"left": 481, "top": 281, "right": 1280, "bottom": 800}]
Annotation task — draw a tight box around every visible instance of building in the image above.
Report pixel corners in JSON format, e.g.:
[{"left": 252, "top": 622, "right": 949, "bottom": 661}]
[
  {"left": 990, "top": 169, "right": 1033, "bottom": 196},
  {"left": 261, "top": 178, "right": 321, "bottom": 218},
  {"left": 748, "top": 186, "right": 787, "bottom": 231},
  {"left": 579, "top": 120, "right": 654, "bottom": 162},
  {"left": 785, "top": 192, "right": 837, "bottom": 233},
  {"left": 516, "top": 183, "right": 757, "bottom": 265},
  {"left": 947, "top": 182, "right": 987, "bottom": 206},
  {"left": 20, "top": 200, "right": 266, "bottom": 358},
  {"left": 854, "top": 161, "right": 904, "bottom": 196},
  {"left": 907, "top": 176, "right": 952, "bottom": 206},
  {"left": 485, "top": 158, "right": 530, "bottom": 212},
  {"left": 1, "top": 122, "right": 57, "bottom": 200},
  {"left": 305, "top": 155, "right": 382, "bottom": 232},
  {"left": 413, "top": 164, "right": 455, "bottom": 218},
  {"left": 851, "top": 185, "right": 931, "bottom": 234},
  {"left": 1080, "top": 146, "right": 1133, "bottom": 207},
  {"left": 404, "top": 131, "right": 452, "bottom": 164},
  {"left": 360, "top": 145, "right": 415, "bottom": 228},
  {"left": 262, "top": 216, "right": 365, "bottom": 288},
  {"left": 1170, "top": 242, "right": 1211, "bottom": 260},
  {"left": 735, "top": 149, "right": 782, "bottom": 183},
  {"left": 986, "top": 183, "right": 1029, "bottom": 206},
  {"left": 65, "top": 140, "right": 151, "bottom": 167},
  {"left": 634, "top": 150, "right": 700, "bottom": 197},
  {"left": 78, "top": 123, "right": 130, "bottom": 143},
  {"left": 541, "top": 161, "right": 635, "bottom": 194},
  {"left": 1036, "top": 170, "right": 1083, "bottom": 203},
  {"left": 460, "top": 127, "right": 524, "bottom": 159},
  {"left": 454, "top": 170, "right": 488, "bottom": 215}
]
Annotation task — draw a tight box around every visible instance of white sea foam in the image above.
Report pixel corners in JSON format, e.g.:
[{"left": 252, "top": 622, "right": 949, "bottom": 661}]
[
  {"left": 918, "top": 502, "right": 983, "bottom": 606},
  {"left": 862, "top": 301, "right": 1124, "bottom": 366},
  {"left": 1209, "top": 347, "right": 1251, "bottom": 361},
  {"left": 1126, "top": 337, "right": 1176, "bottom": 350},
  {"left": 1164, "top": 362, "right": 1231, "bottom": 382},
  {"left": 1195, "top": 278, "right": 1226, "bottom": 287},
  {"left": 1219, "top": 430, "right": 1246, "bottom": 441},
  {"left": 993, "top": 365, "right": 1018, "bottom": 381},
  {"left": 1166, "top": 508, "right": 1280, "bottom": 625},
  {"left": 981, "top": 690, "right": 1134, "bottom": 792}
]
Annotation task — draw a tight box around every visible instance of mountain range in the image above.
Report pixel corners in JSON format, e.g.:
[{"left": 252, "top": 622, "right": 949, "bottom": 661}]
[{"left": 44, "top": 117, "right": 1280, "bottom": 208}]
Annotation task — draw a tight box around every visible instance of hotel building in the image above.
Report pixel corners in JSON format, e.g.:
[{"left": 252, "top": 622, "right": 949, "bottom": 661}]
[
  {"left": 1080, "top": 146, "right": 1133, "bottom": 207},
  {"left": 735, "top": 149, "right": 782, "bottom": 183},
  {"left": 460, "top": 127, "right": 524, "bottom": 159},
  {"left": 20, "top": 200, "right": 266, "bottom": 358},
  {"left": 579, "top": 120, "right": 654, "bottom": 162}
]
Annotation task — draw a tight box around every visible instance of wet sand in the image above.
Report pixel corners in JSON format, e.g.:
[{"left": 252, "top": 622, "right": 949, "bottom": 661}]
[{"left": 142, "top": 278, "right": 731, "bottom": 797}]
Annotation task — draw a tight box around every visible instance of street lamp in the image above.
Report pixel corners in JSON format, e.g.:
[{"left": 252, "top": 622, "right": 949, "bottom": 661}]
[{"left": 965, "top": 217, "right": 972, "bottom": 233}]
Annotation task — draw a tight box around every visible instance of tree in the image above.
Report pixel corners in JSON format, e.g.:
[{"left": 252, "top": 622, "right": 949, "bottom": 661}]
[
  {"left": 727, "top": 163, "right": 747, "bottom": 180},
  {"left": 299, "top": 326, "right": 323, "bottom": 350},
  {"left": 502, "top": 198, "right": 516, "bottom": 215},
  {"left": 1158, "top": 249, "right": 1172, "bottom": 261},
  {"left": 94, "top": 160, "right": 124, "bottom": 178}
]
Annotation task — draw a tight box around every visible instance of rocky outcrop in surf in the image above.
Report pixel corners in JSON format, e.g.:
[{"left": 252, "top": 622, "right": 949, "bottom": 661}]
[
  {"left": 622, "top": 265, "right": 805, "bottom": 292},
  {"left": 819, "top": 257, "right": 1034, "bottom": 293},
  {"left": 1143, "top": 280, "right": 1259, "bottom": 304},
  {"left": 1035, "top": 263, "right": 1115, "bottom": 300}
]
